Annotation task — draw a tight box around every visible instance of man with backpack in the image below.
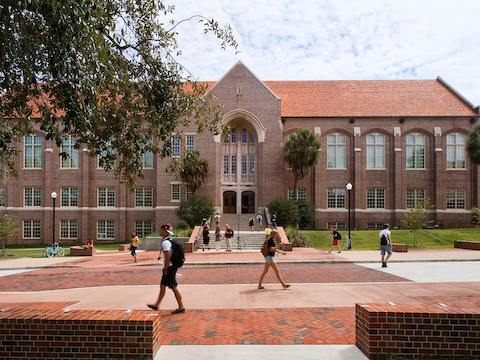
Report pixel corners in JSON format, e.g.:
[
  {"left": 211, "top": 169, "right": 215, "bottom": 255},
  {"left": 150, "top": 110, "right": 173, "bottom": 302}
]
[
  {"left": 328, "top": 226, "right": 342, "bottom": 254},
  {"left": 148, "top": 224, "right": 185, "bottom": 314},
  {"left": 379, "top": 224, "right": 392, "bottom": 268}
]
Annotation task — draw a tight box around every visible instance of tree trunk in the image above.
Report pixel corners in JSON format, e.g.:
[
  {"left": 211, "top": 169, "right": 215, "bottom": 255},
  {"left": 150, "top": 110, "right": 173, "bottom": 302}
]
[{"left": 293, "top": 176, "right": 298, "bottom": 201}]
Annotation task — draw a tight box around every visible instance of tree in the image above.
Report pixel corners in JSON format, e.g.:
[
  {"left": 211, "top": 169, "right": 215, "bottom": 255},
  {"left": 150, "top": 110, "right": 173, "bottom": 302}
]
[
  {"left": 166, "top": 151, "right": 208, "bottom": 195},
  {"left": 284, "top": 129, "right": 320, "bottom": 200},
  {"left": 467, "top": 125, "right": 480, "bottom": 164},
  {"left": 176, "top": 195, "right": 214, "bottom": 228},
  {"left": 402, "top": 198, "right": 432, "bottom": 247},
  {"left": 0, "top": 1, "right": 237, "bottom": 187},
  {"left": 267, "top": 197, "right": 299, "bottom": 227},
  {"left": 0, "top": 215, "right": 18, "bottom": 257}
]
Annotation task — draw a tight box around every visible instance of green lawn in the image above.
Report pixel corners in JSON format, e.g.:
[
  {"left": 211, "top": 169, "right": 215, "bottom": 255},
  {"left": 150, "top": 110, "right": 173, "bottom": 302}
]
[{"left": 302, "top": 228, "right": 480, "bottom": 251}]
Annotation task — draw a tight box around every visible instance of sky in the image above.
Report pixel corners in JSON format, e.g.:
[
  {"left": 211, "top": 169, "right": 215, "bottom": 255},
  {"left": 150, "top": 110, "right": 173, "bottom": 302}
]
[{"left": 168, "top": 0, "right": 480, "bottom": 107}]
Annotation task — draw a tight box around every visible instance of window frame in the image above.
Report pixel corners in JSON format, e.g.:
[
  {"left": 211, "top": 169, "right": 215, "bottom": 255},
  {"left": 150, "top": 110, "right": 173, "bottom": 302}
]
[
  {"left": 23, "top": 187, "right": 42, "bottom": 207},
  {"left": 135, "top": 187, "right": 153, "bottom": 207},
  {"left": 327, "top": 133, "right": 346, "bottom": 169},
  {"left": 97, "top": 220, "right": 115, "bottom": 240},
  {"left": 446, "top": 188, "right": 466, "bottom": 209},
  {"left": 327, "top": 188, "right": 346, "bottom": 208},
  {"left": 185, "top": 134, "right": 196, "bottom": 152},
  {"left": 97, "top": 187, "right": 116, "bottom": 207},
  {"left": 60, "top": 187, "right": 79, "bottom": 207},
  {"left": 366, "top": 188, "right": 385, "bottom": 209},
  {"left": 406, "top": 133, "right": 426, "bottom": 169},
  {"left": 60, "top": 219, "right": 78, "bottom": 240},
  {"left": 406, "top": 188, "right": 426, "bottom": 208},
  {"left": 366, "top": 133, "right": 385, "bottom": 169},
  {"left": 446, "top": 133, "right": 466, "bottom": 169},
  {"left": 24, "top": 134, "right": 42, "bottom": 169},
  {"left": 170, "top": 182, "right": 181, "bottom": 202},
  {"left": 60, "top": 135, "right": 79, "bottom": 169},
  {"left": 23, "top": 219, "right": 41, "bottom": 239},
  {"left": 134, "top": 220, "right": 154, "bottom": 238}
]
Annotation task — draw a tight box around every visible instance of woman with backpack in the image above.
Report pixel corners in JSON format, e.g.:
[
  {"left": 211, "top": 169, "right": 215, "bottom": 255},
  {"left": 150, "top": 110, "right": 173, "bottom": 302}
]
[
  {"left": 328, "top": 226, "right": 342, "bottom": 254},
  {"left": 202, "top": 223, "right": 210, "bottom": 251},
  {"left": 258, "top": 229, "right": 291, "bottom": 290}
]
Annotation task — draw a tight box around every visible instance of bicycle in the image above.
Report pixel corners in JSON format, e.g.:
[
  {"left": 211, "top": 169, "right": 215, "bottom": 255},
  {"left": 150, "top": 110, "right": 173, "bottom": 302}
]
[
  {"left": 236, "top": 235, "right": 246, "bottom": 250},
  {"left": 43, "top": 243, "right": 65, "bottom": 258}
]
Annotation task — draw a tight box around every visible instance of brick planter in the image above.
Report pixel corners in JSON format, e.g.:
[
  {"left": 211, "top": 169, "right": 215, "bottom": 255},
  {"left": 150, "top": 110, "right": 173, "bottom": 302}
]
[
  {"left": 69, "top": 246, "right": 96, "bottom": 256},
  {"left": 118, "top": 244, "right": 130, "bottom": 251},
  {"left": 454, "top": 240, "right": 480, "bottom": 250},
  {"left": 356, "top": 299, "right": 480, "bottom": 359},
  {"left": 392, "top": 243, "right": 408, "bottom": 252}
]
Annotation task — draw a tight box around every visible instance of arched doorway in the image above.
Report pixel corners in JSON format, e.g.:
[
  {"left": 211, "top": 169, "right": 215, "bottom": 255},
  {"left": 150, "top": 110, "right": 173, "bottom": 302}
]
[
  {"left": 241, "top": 191, "right": 255, "bottom": 214},
  {"left": 223, "top": 191, "right": 236, "bottom": 213}
]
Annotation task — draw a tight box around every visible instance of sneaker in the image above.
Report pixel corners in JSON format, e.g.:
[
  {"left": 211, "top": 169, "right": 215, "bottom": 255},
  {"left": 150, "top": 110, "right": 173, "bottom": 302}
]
[
  {"left": 147, "top": 304, "right": 158, "bottom": 311},
  {"left": 381, "top": 262, "right": 386, "bottom": 268},
  {"left": 171, "top": 308, "right": 185, "bottom": 314}
]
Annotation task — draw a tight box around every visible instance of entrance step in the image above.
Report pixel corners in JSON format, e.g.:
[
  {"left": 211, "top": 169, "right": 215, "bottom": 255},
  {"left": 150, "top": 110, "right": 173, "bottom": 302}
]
[{"left": 215, "top": 214, "right": 264, "bottom": 231}]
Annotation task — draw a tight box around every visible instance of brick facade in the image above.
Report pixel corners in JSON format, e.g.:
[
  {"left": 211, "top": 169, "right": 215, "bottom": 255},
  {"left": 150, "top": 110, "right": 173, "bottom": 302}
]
[{"left": 1, "top": 62, "right": 479, "bottom": 243}]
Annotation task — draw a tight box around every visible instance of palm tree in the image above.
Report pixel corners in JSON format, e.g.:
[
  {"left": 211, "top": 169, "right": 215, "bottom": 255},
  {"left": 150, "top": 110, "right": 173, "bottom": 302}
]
[
  {"left": 284, "top": 129, "right": 321, "bottom": 200},
  {"left": 167, "top": 151, "right": 209, "bottom": 196}
]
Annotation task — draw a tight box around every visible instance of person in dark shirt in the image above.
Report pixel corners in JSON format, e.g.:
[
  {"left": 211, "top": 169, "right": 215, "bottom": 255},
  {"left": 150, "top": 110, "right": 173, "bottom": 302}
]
[
  {"left": 257, "top": 229, "right": 291, "bottom": 290},
  {"left": 328, "top": 226, "right": 342, "bottom": 254}
]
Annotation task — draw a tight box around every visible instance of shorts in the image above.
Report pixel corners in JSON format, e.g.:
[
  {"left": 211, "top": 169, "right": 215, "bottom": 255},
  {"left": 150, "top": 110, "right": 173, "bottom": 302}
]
[
  {"left": 265, "top": 255, "right": 275, "bottom": 264},
  {"left": 130, "top": 246, "right": 137, "bottom": 256},
  {"left": 332, "top": 239, "right": 339, "bottom": 246},
  {"left": 160, "top": 266, "right": 178, "bottom": 289},
  {"left": 381, "top": 244, "right": 392, "bottom": 256}
]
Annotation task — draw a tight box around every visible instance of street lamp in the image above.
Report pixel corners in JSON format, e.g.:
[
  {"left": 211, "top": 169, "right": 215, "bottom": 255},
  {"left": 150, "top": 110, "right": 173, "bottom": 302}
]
[
  {"left": 51, "top": 191, "right": 57, "bottom": 245},
  {"left": 346, "top": 183, "right": 353, "bottom": 250}
]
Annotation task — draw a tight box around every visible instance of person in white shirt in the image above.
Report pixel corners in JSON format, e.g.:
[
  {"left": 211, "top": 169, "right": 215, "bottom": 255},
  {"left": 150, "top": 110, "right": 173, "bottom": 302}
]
[
  {"left": 147, "top": 224, "right": 185, "bottom": 314},
  {"left": 379, "top": 224, "right": 392, "bottom": 268}
]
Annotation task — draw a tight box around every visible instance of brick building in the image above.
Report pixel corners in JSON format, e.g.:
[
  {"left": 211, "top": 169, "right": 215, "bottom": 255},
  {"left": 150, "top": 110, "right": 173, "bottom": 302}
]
[{"left": 1, "top": 62, "right": 479, "bottom": 244}]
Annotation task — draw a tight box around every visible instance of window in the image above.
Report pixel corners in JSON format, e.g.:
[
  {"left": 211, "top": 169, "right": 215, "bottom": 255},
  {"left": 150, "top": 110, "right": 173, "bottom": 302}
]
[
  {"left": 327, "top": 222, "right": 345, "bottom": 230},
  {"left": 24, "top": 134, "right": 42, "bottom": 168},
  {"left": 135, "top": 187, "right": 153, "bottom": 207},
  {"left": 23, "top": 219, "right": 41, "bottom": 239},
  {"left": 446, "top": 133, "right": 466, "bottom": 169},
  {"left": 231, "top": 129, "right": 237, "bottom": 143},
  {"left": 60, "top": 187, "right": 79, "bottom": 207},
  {"left": 135, "top": 220, "right": 153, "bottom": 238},
  {"left": 97, "top": 146, "right": 115, "bottom": 169},
  {"left": 186, "top": 186, "right": 193, "bottom": 200},
  {"left": 367, "top": 223, "right": 384, "bottom": 230},
  {"left": 172, "top": 136, "right": 181, "bottom": 157},
  {"left": 250, "top": 132, "right": 255, "bottom": 144},
  {"left": 446, "top": 189, "right": 466, "bottom": 209},
  {"left": 231, "top": 155, "right": 237, "bottom": 174},
  {"left": 223, "top": 155, "right": 229, "bottom": 175},
  {"left": 60, "top": 220, "right": 78, "bottom": 239},
  {"left": 366, "top": 133, "right": 385, "bottom": 169},
  {"left": 171, "top": 183, "right": 180, "bottom": 202},
  {"left": 97, "top": 220, "right": 115, "bottom": 239},
  {"left": 249, "top": 155, "right": 255, "bottom": 174},
  {"left": 24, "top": 187, "right": 42, "bottom": 207},
  {"left": 367, "top": 189, "right": 385, "bottom": 209},
  {"left": 97, "top": 187, "right": 115, "bottom": 207},
  {"left": 327, "top": 188, "right": 346, "bottom": 208},
  {"left": 327, "top": 133, "right": 346, "bottom": 169},
  {"left": 406, "top": 133, "right": 425, "bottom": 169},
  {"left": 241, "top": 155, "right": 247, "bottom": 175},
  {"left": 142, "top": 138, "right": 154, "bottom": 169},
  {"left": 406, "top": 189, "right": 425, "bottom": 208},
  {"left": 0, "top": 188, "right": 4, "bottom": 207},
  {"left": 186, "top": 134, "right": 195, "bottom": 152},
  {"left": 60, "top": 136, "right": 78, "bottom": 168},
  {"left": 241, "top": 128, "right": 247, "bottom": 143},
  {"left": 288, "top": 188, "right": 307, "bottom": 201}
]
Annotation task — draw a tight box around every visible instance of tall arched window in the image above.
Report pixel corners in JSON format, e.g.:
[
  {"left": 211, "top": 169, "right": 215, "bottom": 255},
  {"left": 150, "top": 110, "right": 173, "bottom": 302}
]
[
  {"left": 366, "top": 133, "right": 385, "bottom": 169},
  {"left": 406, "top": 133, "right": 425, "bottom": 169},
  {"left": 446, "top": 133, "right": 465, "bottom": 169},
  {"left": 24, "top": 134, "right": 42, "bottom": 168},
  {"left": 327, "top": 133, "right": 346, "bottom": 169}
]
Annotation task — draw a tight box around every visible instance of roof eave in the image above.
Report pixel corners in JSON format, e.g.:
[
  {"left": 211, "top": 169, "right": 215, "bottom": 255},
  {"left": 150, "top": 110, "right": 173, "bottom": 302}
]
[{"left": 436, "top": 76, "right": 478, "bottom": 114}]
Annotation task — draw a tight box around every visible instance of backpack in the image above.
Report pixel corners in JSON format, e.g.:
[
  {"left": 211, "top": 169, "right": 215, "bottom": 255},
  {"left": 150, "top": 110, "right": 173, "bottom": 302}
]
[
  {"left": 337, "top": 232, "right": 342, "bottom": 240},
  {"left": 380, "top": 234, "right": 388, "bottom": 246},
  {"left": 261, "top": 240, "right": 270, "bottom": 256},
  {"left": 168, "top": 238, "right": 185, "bottom": 268}
]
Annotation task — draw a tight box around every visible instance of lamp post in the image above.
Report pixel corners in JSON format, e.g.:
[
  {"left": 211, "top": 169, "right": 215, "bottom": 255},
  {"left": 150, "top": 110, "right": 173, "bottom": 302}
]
[
  {"left": 51, "top": 191, "right": 57, "bottom": 245},
  {"left": 346, "top": 183, "right": 353, "bottom": 250}
]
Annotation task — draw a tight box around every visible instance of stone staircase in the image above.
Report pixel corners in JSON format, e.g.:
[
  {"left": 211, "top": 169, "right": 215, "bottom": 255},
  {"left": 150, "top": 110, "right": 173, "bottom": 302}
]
[
  {"left": 216, "top": 213, "right": 264, "bottom": 231},
  {"left": 197, "top": 230, "right": 266, "bottom": 251}
]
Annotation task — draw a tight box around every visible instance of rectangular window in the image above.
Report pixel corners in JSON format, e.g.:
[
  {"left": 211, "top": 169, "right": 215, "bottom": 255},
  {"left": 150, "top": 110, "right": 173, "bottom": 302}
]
[
  {"left": 327, "top": 133, "right": 346, "bottom": 169},
  {"left": 0, "top": 188, "right": 4, "bottom": 207},
  {"left": 97, "top": 187, "right": 115, "bottom": 207},
  {"left": 327, "top": 188, "right": 346, "bottom": 208},
  {"left": 60, "top": 136, "right": 78, "bottom": 168},
  {"left": 367, "top": 223, "right": 384, "bottom": 230},
  {"left": 446, "top": 189, "right": 466, "bottom": 209},
  {"left": 171, "top": 183, "right": 180, "bottom": 202},
  {"left": 135, "top": 187, "right": 153, "bottom": 207},
  {"left": 97, "top": 220, "right": 115, "bottom": 239},
  {"left": 186, "top": 134, "right": 195, "bottom": 152},
  {"left": 24, "top": 187, "right": 42, "bottom": 207},
  {"left": 406, "top": 189, "right": 425, "bottom": 208},
  {"left": 446, "top": 133, "right": 466, "bottom": 169},
  {"left": 231, "top": 155, "right": 237, "bottom": 174},
  {"left": 241, "top": 155, "right": 247, "bottom": 175},
  {"left": 186, "top": 186, "right": 193, "bottom": 200},
  {"left": 241, "top": 128, "right": 247, "bottom": 143},
  {"left": 367, "top": 189, "right": 385, "bottom": 209},
  {"left": 135, "top": 220, "right": 153, "bottom": 238},
  {"left": 23, "top": 219, "right": 41, "bottom": 239},
  {"left": 249, "top": 155, "right": 255, "bottom": 174},
  {"left": 60, "top": 220, "right": 78, "bottom": 239},
  {"left": 288, "top": 188, "right": 307, "bottom": 201},
  {"left": 223, "top": 155, "right": 229, "bottom": 175},
  {"left": 172, "top": 136, "right": 181, "bottom": 157},
  {"left": 366, "top": 133, "right": 385, "bottom": 169},
  {"left": 327, "top": 222, "right": 345, "bottom": 230},
  {"left": 231, "top": 129, "right": 237, "bottom": 143},
  {"left": 406, "top": 133, "right": 425, "bottom": 169},
  {"left": 60, "top": 187, "right": 79, "bottom": 207},
  {"left": 24, "top": 134, "right": 42, "bottom": 168}
]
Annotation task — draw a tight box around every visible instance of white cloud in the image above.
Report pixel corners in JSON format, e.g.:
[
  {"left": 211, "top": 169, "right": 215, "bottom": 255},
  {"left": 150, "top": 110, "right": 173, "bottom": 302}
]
[{"left": 167, "top": 0, "right": 480, "bottom": 106}]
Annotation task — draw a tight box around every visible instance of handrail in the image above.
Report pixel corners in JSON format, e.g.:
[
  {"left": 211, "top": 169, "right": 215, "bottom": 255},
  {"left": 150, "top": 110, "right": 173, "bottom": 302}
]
[
  {"left": 276, "top": 226, "right": 292, "bottom": 251},
  {"left": 185, "top": 226, "right": 201, "bottom": 253}
]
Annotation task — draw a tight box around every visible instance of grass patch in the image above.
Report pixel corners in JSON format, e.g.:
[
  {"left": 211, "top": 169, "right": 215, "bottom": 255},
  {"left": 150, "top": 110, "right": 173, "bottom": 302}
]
[{"left": 302, "top": 228, "right": 480, "bottom": 251}]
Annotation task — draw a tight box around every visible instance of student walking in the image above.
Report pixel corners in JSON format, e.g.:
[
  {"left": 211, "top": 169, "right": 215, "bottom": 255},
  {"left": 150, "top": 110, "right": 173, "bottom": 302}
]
[
  {"left": 256, "top": 213, "right": 263, "bottom": 231},
  {"left": 215, "top": 224, "right": 221, "bottom": 251},
  {"left": 258, "top": 229, "right": 291, "bottom": 290},
  {"left": 380, "top": 224, "right": 392, "bottom": 268},
  {"left": 130, "top": 232, "right": 140, "bottom": 262},
  {"left": 328, "top": 226, "right": 342, "bottom": 254},
  {"left": 202, "top": 222, "right": 210, "bottom": 251},
  {"left": 248, "top": 217, "right": 255, "bottom": 231},
  {"left": 148, "top": 224, "right": 185, "bottom": 314},
  {"left": 224, "top": 224, "right": 234, "bottom": 252},
  {"left": 271, "top": 213, "right": 277, "bottom": 228}
]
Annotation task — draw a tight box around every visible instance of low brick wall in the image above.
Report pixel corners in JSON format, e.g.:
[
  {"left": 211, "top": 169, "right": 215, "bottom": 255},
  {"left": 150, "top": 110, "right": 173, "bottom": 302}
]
[
  {"left": 391, "top": 243, "right": 408, "bottom": 252},
  {"left": 356, "top": 299, "right": 480, "bottom": 359},
  {"left": 454, "top": 240, "right": 480, "bottom": 250},
  {"left": 69, "top": 246, "right": 96, "bottom": 256},
  {"left": 0, "top": 306, "right": 161, "bottom": 359}
]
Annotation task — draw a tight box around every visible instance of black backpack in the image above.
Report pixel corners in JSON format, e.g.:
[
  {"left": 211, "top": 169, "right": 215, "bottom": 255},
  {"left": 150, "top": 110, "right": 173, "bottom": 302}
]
[
  {"left": 336, "top": 232, "right": 342, "bottom": 240},
  {"left": 169, "top": 238, "right": 185, "bottom": 268}
]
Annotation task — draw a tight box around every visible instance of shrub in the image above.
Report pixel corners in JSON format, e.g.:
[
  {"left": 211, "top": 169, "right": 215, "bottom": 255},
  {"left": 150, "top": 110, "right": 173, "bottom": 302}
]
[
  {"left": 267, "top": 197, "right": 299, "bottom": 227},
  {"left": 471, "top": 208, "right": 480, "bottom": 225},
  {"left": 285, "top": 226, "right": 309, "bottom": 247},
  {"left": 297, "top": 201, "right": 315, "bottom": 229},
  {"left": 176, "top": 196, "right": 214, "bottom": 228}
]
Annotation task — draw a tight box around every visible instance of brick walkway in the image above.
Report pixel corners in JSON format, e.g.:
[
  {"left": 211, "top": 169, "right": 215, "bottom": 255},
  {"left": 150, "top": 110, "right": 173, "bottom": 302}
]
[{"left": 0, "top": 263, "right": 408, "bottom": 292}]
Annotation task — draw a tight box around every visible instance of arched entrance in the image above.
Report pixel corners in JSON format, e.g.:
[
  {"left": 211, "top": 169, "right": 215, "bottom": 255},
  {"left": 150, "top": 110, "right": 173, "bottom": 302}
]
[
  {"left": 223, "top": 191, "right": 236, "bottom": 213},
  {"left": 241, "top": 191, "right": 255, "bottom": 214}
]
